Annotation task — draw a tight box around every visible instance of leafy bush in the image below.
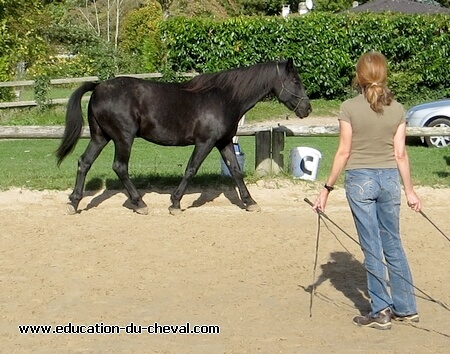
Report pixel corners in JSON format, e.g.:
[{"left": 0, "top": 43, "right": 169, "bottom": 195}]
[
  {"left": 120, "top": 1, "right": 164, "bottom": 72},
  {"left": 158, "top": 12, "right": 450, "bottom": 102},
  {"left": 6, "top": 9, "right": 450, "bottom": 106},
  {"left": 0, "top": 56, "right": 14, "bottom": 101}
]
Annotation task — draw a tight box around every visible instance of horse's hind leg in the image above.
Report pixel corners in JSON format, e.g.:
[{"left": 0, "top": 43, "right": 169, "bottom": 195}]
[
  {"left": 169, "top": 143, "right": 215, "bottom": 214},
  {"left": 68, "top": 137, "right": 109, "bottom": 214},
  {"left": 111, "top": 140, "right": 148, "bottom": 215},
  {"left": 220, "top": 143, "right": 260, "bottom": 212}
]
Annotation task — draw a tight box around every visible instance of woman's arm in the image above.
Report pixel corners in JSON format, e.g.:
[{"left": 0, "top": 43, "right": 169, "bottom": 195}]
[
  {"left": 393, "top": 122, "right": 422, "bottom": 212},
  {"left": 312, "top": 120, "right": 352, "bottom": 212}
]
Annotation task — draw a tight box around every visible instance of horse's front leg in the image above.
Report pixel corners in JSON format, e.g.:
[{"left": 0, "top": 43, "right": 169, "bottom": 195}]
[
  {"left": 220, "top": 143, "right": 260, "bottom": 212},
  {"left": 169, "top": 144, "right": 214, "bottom": 215}
]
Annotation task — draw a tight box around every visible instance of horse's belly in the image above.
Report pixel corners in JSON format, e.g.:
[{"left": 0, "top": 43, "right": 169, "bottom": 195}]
[{"left": 139, "top": 132, "right": 194, "bottom": 146}]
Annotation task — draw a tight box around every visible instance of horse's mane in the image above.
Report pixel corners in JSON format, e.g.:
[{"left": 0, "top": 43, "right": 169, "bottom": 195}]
[{"left": 182, "top": 61, "right": 280, "bottom": 100}]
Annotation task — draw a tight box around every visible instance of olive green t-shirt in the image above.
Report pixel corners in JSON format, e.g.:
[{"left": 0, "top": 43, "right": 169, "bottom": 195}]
[{"left": 338, "top": 94, "right": 405, "bottom": 170}]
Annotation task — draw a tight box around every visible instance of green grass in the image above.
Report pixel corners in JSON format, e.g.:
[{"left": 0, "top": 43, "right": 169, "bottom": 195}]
[
  {"left": 0, "top": 98, "right": 448, "bottom": 191},
  {"left": 0, "top": 98, "right": 340, "bottom": 126},
  {"left": 0, "top": 105, "right": 67, "bottom": 125},
  {"left": 0, "top": 135, "right": 448, "bottom": 191},
  {"left": 18, "top": 85, "right": 79, "bottom": 101}
]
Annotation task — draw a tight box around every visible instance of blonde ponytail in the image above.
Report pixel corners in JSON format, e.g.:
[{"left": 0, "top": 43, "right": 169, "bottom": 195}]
[{"left": 353, "top": 52, "right": 393, "bottom": 113}]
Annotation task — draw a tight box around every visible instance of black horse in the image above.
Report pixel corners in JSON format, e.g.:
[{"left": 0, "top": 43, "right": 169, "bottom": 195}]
[{"left": 56, "top": 59, "right": 311, "bottom": 215}]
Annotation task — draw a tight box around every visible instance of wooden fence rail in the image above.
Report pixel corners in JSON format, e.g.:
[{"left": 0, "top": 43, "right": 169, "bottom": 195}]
[
  {"left": 2, "top": 124, "right": 448, "bottom": 139},
  {"left": 1, "top": 124, "right": 449, "bottom": 176},
  {"left": 270, "top": 125, "right": 450, "bottom": 174},
  {"left": 0, "top": 73, "right": 197, "bottom": 109}
]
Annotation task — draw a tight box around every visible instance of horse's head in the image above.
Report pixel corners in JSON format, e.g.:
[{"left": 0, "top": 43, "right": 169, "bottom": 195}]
[{"left": 274, "top": 59, "right": 312, "bottom": 118}]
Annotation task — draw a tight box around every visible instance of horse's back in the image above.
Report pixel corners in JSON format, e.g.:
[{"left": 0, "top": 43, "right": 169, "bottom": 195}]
[
  {"left": 88, "top": 77, "right": 229, "bottom": 146},
  {"left": 91, "top": 77, "right": 167, "bottom": 103},
  {"left": 91, "top": 77, "right": 197, "bottom": 114}
]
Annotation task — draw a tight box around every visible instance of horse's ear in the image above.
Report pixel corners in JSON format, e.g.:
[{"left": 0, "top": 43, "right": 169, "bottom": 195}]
[{"left": 286, "top": 58, "right": 294, "bottom": 71}]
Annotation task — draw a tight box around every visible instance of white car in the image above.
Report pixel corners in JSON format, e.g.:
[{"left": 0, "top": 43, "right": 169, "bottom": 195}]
[{"left": 405, "top": 99, "right": 450, "bottom": 148}]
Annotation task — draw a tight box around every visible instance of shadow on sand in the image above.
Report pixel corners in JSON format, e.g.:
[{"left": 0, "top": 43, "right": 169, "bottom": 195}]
[
  {"left": 301, "top": 251, "right": 370, "bottom": 314},
  {"left": 77, "top": 174, "right": 245, "bottom": 212}
]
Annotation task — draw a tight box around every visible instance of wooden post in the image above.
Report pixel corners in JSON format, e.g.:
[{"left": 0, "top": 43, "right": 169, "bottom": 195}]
[
  {"left": 255, "top": 130, "right": 272, "bottom": 176},
  {"left": 271, "top": 129, "right": 285, "bottom": 175}
]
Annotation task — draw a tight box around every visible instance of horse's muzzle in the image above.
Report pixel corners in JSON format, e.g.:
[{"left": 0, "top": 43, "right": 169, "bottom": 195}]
[{"left": 295, "top": 99, "right": 312, "bottom": 119}]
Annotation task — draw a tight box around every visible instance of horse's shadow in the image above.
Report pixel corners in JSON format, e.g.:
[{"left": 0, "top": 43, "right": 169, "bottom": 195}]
[
  {"left": 301, "top": 251, "right": 370, "bottom": 313},
  {"left": 81, "top": 174, "right": 244, "bottom": 212}
]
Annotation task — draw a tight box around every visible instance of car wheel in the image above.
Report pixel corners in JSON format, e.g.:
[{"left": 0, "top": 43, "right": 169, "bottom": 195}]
[{"left": 424, "top": 118, "right": 450, "bottom": 148}]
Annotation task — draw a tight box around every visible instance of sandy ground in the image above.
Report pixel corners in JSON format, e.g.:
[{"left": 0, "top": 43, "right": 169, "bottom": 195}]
[
  {"left": 1, "top": 180, "right": 449, "bottom": 353},
  {"left": 1, "top": 114, "right": 448, "bottom": 353}
]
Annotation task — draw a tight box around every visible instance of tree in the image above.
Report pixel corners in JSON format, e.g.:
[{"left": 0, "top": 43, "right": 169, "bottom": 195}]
[
  {"left": 121, "top": 1, "right": 163, "bottom": 71},
  {"left": 422, "top": 0, "right": 449, "bottom": 7},
  {"left": 66, "top": 0, "right": 147, "bottom": 45},
  {"left": 312, "top": 0, "right": 370, "bottom": 13},
  {"left": 0, "top": 0, "right": 64, "bottom": 100},
  {"left": 238, "top": 0, "right": 295, "bottom": 15},
  {"left": 171, "top": 0, "right": 372, "bottom": 16},
  {"left": 156, "top": 0, "right": 173, "bottom": 17},
  {"left": 168, "top": 0, "right": 237, "bottom": 17},
  {"left": 0, "top": 0, "right": 65, "bottom": 75}
]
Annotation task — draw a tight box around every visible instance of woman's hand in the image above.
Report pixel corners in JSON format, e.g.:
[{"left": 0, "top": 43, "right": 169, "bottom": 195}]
[
  {"left": 406, "top": 191, "right": 422, "bottom": 212},
  {"left": 312, "top": 188, "right": 330, "bottom": 213}
]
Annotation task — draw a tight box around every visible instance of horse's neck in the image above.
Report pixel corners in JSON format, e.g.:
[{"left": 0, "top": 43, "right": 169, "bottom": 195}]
[
  {"left": 233, "top": 69, "right": 277, "bottom": 114},
  {"left": 237, "top": 93, "right": 268, "bottom": 117}
]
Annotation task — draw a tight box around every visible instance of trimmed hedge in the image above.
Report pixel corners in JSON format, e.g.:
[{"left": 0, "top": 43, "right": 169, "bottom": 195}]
[{"left": 157, "top": 12, "right": 450, "bottom": 102}]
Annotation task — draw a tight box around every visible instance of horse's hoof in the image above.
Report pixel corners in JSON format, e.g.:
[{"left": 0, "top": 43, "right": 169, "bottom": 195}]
[
  {"left": 66, "top": 203, "right": 77, "bottom": 215},
  {"left": 168, "top": 206, "right": 182, "bottom": 216},
  {"left": 246, "top": 204, "right": 261, "bottom": 212},
  {"left": 135, "top": 206, "right": 149, "bottom": 215}
]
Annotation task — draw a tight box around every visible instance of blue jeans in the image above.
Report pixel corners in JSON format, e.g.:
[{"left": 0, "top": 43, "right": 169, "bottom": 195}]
[{"left": 345, "top": 169, "right": 417, "bottom": 316}]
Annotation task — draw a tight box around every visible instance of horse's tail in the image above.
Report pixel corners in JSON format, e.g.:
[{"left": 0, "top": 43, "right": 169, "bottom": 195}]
[{"left": 56, "top": 82, "right": 98, "bottom": 166}]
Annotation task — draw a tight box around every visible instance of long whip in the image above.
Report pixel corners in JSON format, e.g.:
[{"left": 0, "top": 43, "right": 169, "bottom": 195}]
[
  {"left": 419, "top": 210, "right": 450, "bottom": 243},
  {"left": 309, "top": 213, "right": 321, "bottom": 317},
  {"left": 303, "top": 198, "right": 450, "bottom": 312}
]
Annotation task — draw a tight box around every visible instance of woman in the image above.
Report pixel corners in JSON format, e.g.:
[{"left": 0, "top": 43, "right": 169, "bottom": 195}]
[{"left": 312, "top": 51, "right": 422, "bottom": 330}]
